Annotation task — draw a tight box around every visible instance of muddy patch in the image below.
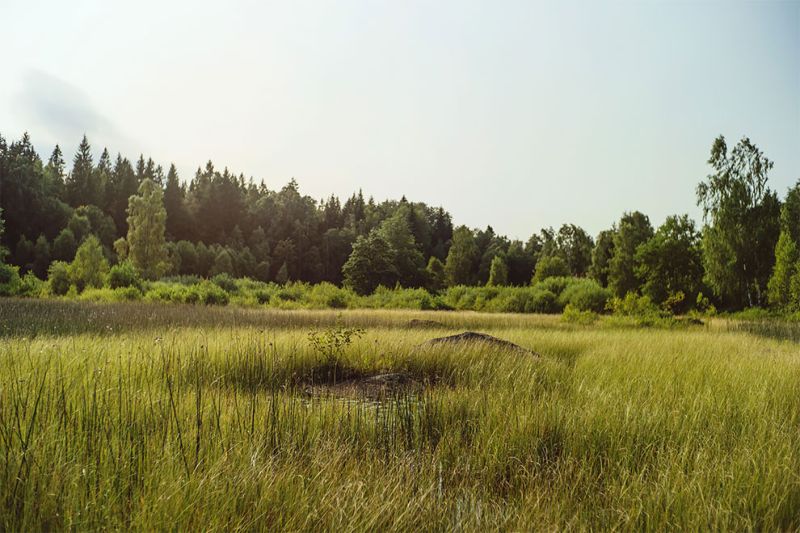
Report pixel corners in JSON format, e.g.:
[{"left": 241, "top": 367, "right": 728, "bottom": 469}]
[
  {"left": 418, "top": 331, "right": 539, "bottom": 357},
  {"left": 301, "top": 371, "right": 434, "bottom": 400}
]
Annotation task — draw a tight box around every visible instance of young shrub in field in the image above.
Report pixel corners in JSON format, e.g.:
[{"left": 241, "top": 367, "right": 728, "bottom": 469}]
[
  {"left": 47, "top": 261, "right": 71, "bottom": 296},
  {"left": 308, "top": 325, "right": 365, "bottom": 369},
  {"left": 68, "top": 235, "right": 109, "bottom": 292},
  {"left": 108, "top": 261, "right": 143, "bottom": 290}
]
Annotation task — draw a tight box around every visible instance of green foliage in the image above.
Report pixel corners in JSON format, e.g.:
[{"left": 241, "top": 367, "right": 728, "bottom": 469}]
[
  {"left": 0, "top": 207, "right": 7, "bottom": 262},
  {"left": 19, "top": 271, "right": 46, "bottom": 297},
  {"left": 589, "top": 229, "right": 615, "bottom": 286},
  {"left": 606, "top": 292, "right": 674, "bottom": 326},
  {"left": 47, "top": 261, "right": 71, "bottom": 296},
  {"left": 67, "top": 235, "right": 109, "bottom": 292},
  {"left": 561, "top": 304, "right": 599, "bottom": 325},
  {"left": 445, "top": 226, "right": 478, "bottom": 286},
  {"left": 608, "top": 211, "right": 653, "bottom": 297},
  {"left": 210, "top": 249, "right": 235, "bottom": 278},
  {"left": 342, "top": 234, "right": 396, "bottom": 295},
  {"left": 486, "top": 255, "right": 508, "bottom": 286},
  {"left": 425, "top": 256, "right": 446, "bottom": 292},
  {"left": 768, "top": 182, "right": 800, "bottom": 309},
  {"left": 79, "top": 286, "right": 143, "bottom": 302},
  {"left": 108, "top": 261, "right": 143, "bottom": 290},
  {"left": 554, "top": 224, "right": 594, "bottom": 276},
  {"left": 376, "top": 206, "right": 426, "bottom": 287},
  {"left": 0, "top": 263, "right": 22, "bottom": 296},
  {"left": 32, "top": 234, "right": 51, "bottom": 279},
  {"left": 557, "top": 278, "right": 611, "bottom": 313},
  {"left": 127, "top": 178, "right": 169, "bottom": 279},
  {"left": 211, "top": 273, "right": 238, "bottom": 293},
  {"left": 144, "top": 280, "right": 229, "bottom": 306},
  {"left": 307, "top": 325, "right": 365, "bottom": 367},
  {"left": 275, "top": 262, "right": 290, "bottom": 285},
  {"left": 697, "top": 136, "right": 780, "bottom": 308},
  {"left": 532, "top": 255, "right": 569, "bottom": 283},
  {"left": 635, "top": 214, "right": 703, "bottom": 312},
  {"left": 52, "top": 228, "right": 78, "bottom": 262},
  {"left": 114, "top": 237, "right": 128, "bottom": 261}
]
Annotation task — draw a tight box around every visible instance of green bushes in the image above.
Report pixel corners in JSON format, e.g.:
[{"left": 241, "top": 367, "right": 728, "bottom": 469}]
[
  {"left": 440, "top": 278, "right": 608, "bottom": 314},
  {"left": 47, "top": 261, "right": 71, "bottom": 296},
  {"left": 557, "top": 278, "right": 610, "bottom": 312},
  {"left": 108, "top": 261, "right": 143, "bottom": 290},
  {"left": 0, "top": 263, "right": 22, "bottom": 296},
  {"left": 144, "top": 280, "right": 229, "bottom": 306}
]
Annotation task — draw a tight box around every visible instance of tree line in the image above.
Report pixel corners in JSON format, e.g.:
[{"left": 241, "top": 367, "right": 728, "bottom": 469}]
[{"left": 0, "top": 131, "right": 797, "bottom": 312}]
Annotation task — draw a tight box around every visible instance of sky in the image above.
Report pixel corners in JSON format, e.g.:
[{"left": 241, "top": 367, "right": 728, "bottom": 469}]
[{"left": 2, "top": 0, "right": 798, "bottom": 240}]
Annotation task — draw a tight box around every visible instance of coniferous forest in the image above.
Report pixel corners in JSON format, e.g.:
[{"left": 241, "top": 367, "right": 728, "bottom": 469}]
[{"left": 0, "top": 130, "right": 797, "bottom": 314}]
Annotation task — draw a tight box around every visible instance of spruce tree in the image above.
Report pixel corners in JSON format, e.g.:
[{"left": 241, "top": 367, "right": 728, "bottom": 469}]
[
  {"left": 126, "top": 178, "right": 168, "bottom": 279},
  {"left": 65, "top": 135, "right": 97, "bottom": 207}
]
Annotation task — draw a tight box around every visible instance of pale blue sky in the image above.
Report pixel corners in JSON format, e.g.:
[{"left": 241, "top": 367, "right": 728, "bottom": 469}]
[{"left": 2, "top": 0, "right": 798, "bottom": 239}]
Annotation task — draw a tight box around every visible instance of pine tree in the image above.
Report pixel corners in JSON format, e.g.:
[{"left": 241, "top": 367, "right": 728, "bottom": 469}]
[
  {"left": 65, "top": 135, "right": 98, "bottom": 207},
  {"left": 44, "top": 145, "right": 66, "bottom": 197},
  {"left": 126, "top": 179, "right": 168, "bottom": 279},
  {"left": 163, "top": 164, "right": 190, "bottom": 240}
]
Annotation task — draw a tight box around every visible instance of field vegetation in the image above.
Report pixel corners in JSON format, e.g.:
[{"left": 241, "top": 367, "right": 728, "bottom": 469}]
[{"left": 0, "top": 299, "right": 798, "bottom": 530}]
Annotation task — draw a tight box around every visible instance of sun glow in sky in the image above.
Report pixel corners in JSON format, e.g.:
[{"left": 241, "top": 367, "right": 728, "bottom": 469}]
[{"left": 2, "top": 0, "right": 798, "bottom": 238}]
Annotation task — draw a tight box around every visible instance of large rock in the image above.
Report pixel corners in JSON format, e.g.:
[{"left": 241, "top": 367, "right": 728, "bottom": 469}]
[{"left": 419, "top": 331, "right": 539, "bottom": 357}]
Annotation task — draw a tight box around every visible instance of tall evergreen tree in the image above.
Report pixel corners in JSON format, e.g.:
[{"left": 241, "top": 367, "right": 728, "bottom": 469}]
[
  {"left": 163, "top": 164, "right": 191, "bottom": 240},
  {"left": 65, "top": 135, "right": 100, "bottom": 207}
]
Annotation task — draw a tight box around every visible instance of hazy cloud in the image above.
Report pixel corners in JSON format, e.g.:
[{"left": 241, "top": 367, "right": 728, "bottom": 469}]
[{"left": 14, "top": 69, "right": 127, "bottom": 151}]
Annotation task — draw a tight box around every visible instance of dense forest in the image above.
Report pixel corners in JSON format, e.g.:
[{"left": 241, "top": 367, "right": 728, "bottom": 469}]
[{"left": 1, "top": 131, "right": 798, "bottom": 312}]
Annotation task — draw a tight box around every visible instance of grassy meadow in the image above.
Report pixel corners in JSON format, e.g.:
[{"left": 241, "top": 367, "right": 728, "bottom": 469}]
[{"left": 0, "top": 298, "right": 799, "bottom": 530}]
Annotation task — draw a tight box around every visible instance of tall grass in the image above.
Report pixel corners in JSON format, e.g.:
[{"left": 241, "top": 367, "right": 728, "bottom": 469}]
[{"left": 0, "top": 300, "right": 798, "bottom": 530}]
